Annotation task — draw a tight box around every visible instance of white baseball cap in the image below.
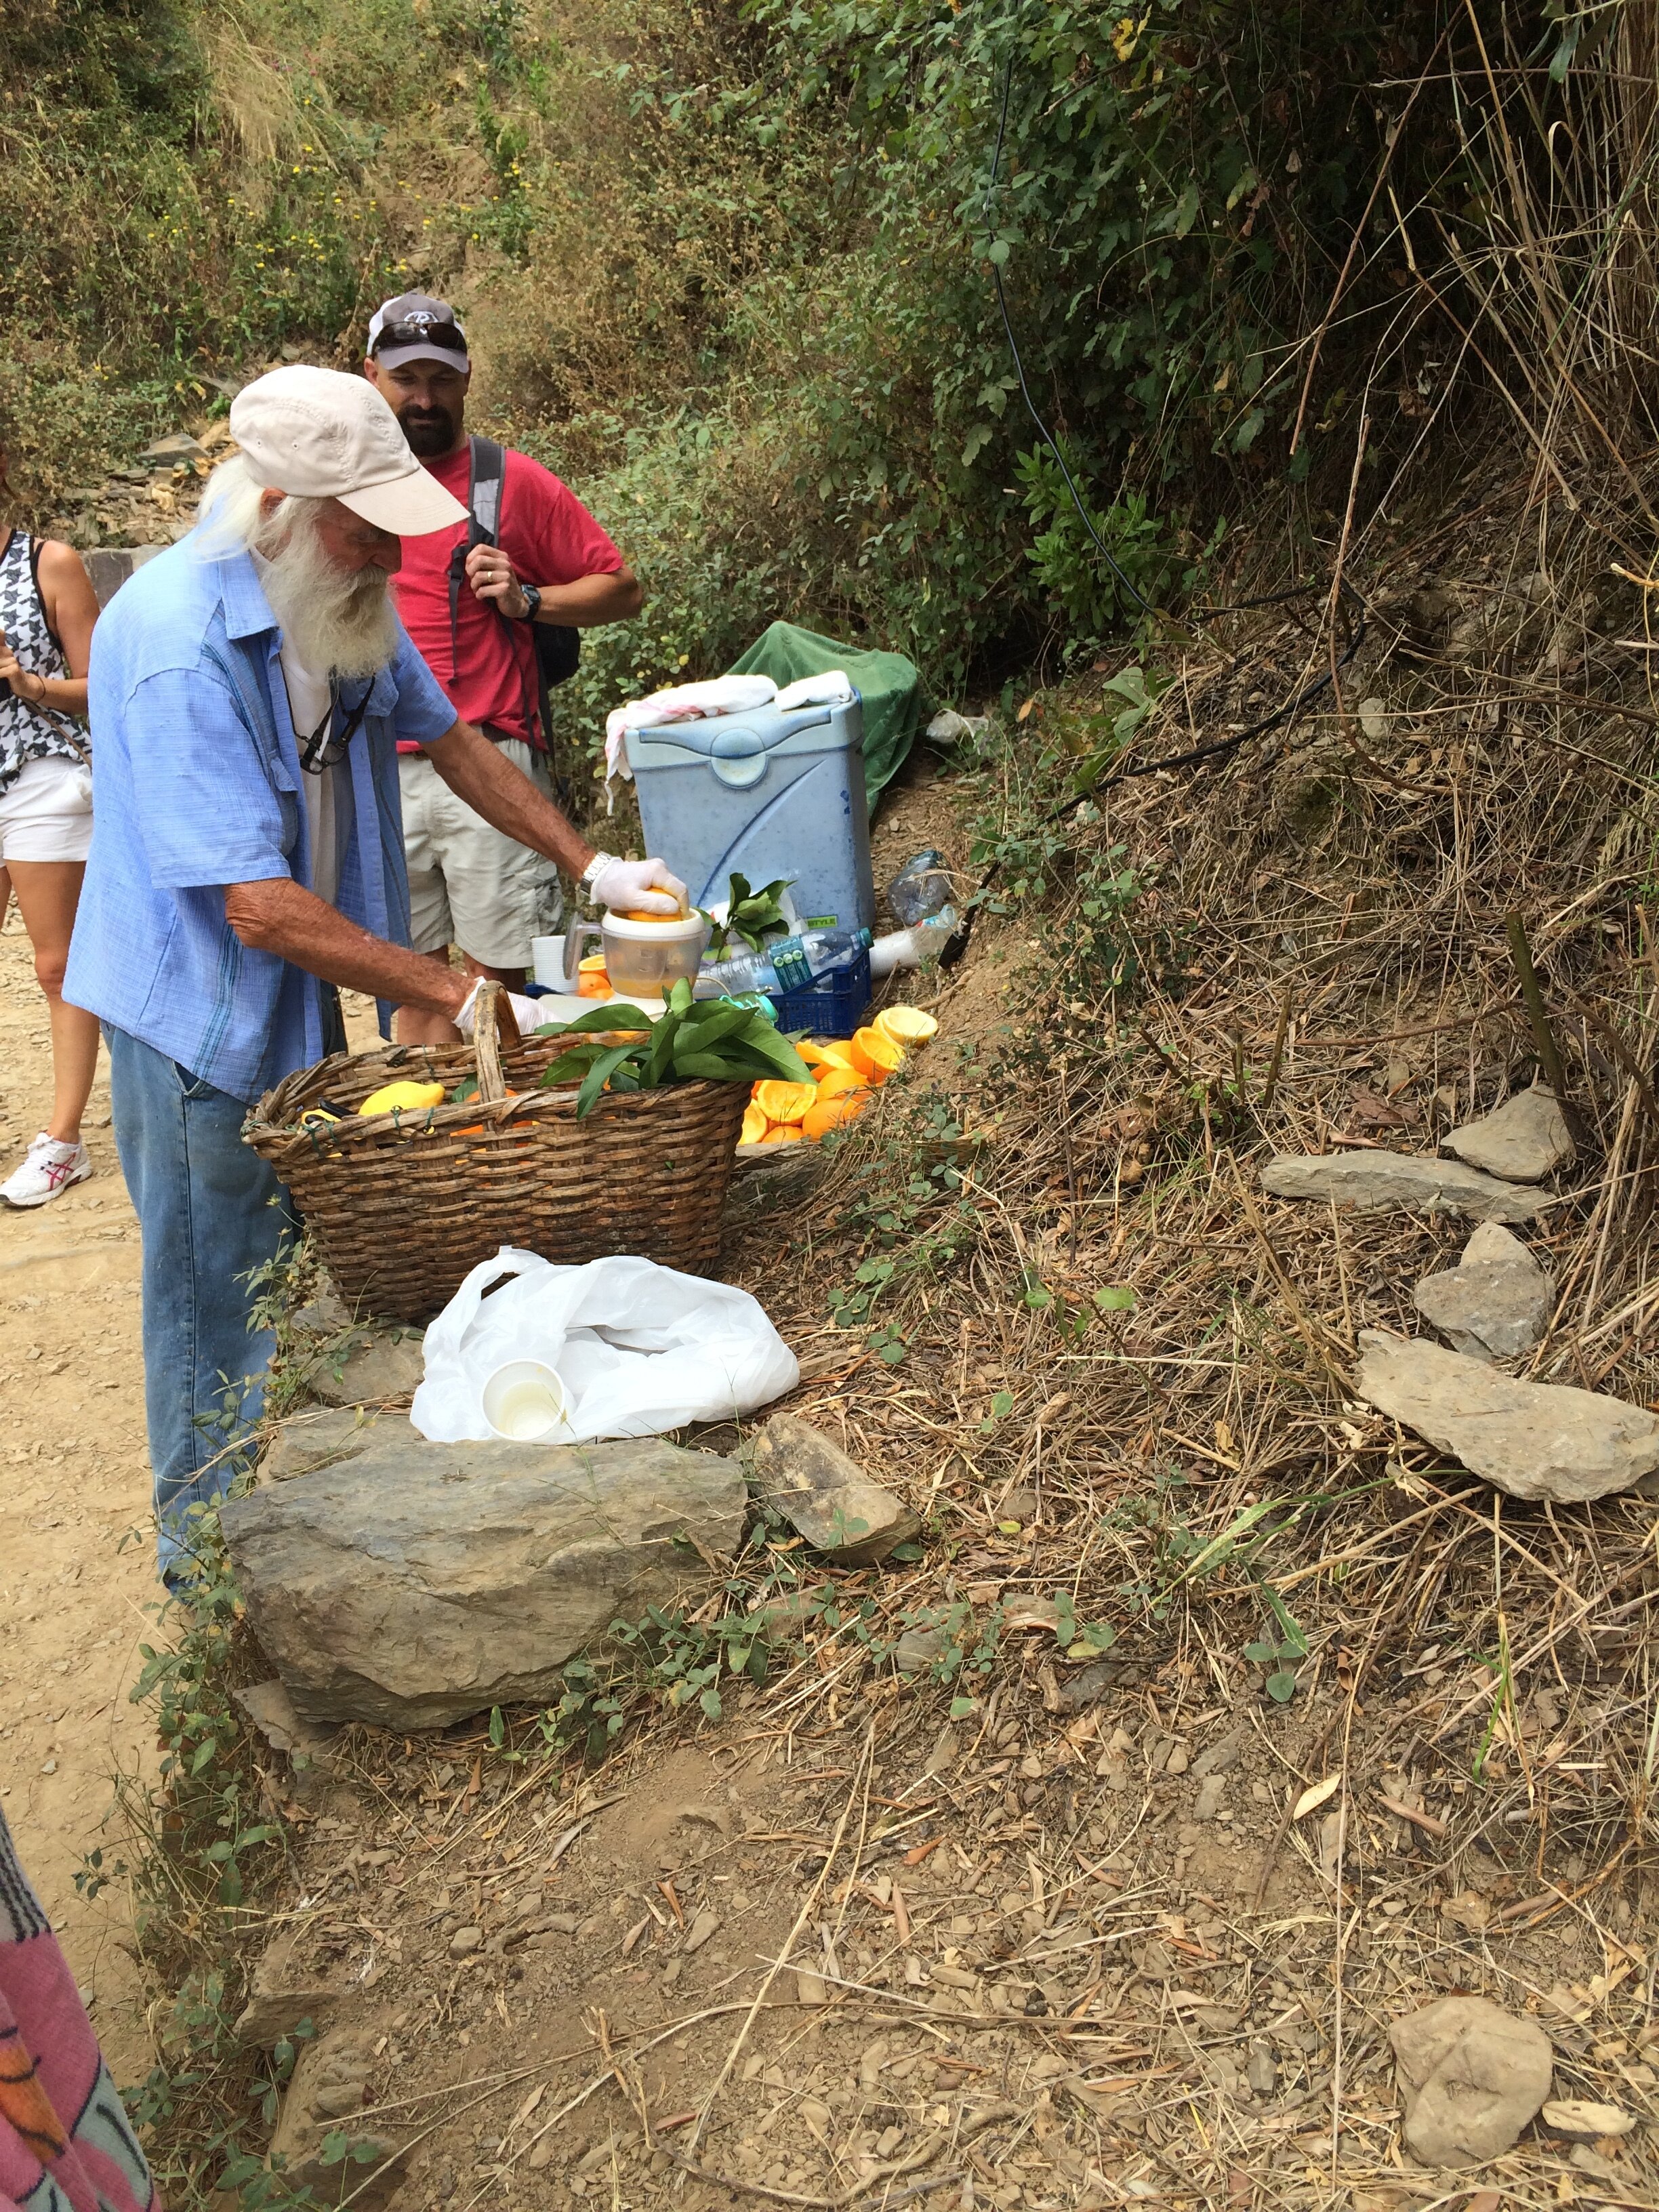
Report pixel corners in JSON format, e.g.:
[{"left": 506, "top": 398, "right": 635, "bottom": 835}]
[{"left": 229, "top": 364, "right": 468, "bottom": 537}]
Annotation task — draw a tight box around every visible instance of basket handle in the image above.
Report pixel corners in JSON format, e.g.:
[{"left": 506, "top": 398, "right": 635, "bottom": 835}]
[{"left": 472, "top": 979, "right": 520, "bottom": 1104}]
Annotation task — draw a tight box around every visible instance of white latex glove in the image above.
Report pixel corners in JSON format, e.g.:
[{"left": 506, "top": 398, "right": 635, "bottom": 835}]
[
  {"left": 456, "top": 980, "right": 544, "bottom": 1041},
  {"left": 589, "top": 855, "right": 689, "bottom": 917}
]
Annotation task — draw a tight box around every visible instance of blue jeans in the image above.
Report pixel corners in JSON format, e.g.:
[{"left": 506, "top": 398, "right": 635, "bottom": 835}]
[{"left": 106, "top": 1027, "right": 295, "bottom": 1582}]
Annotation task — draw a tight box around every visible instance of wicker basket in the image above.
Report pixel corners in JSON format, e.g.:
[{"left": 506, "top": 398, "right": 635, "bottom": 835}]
[{"left": 244, "top": 984, "right": 748, "bottom": 1322}]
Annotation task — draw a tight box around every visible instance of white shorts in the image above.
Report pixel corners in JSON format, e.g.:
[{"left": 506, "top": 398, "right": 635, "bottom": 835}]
[
  {"left": 0, "top": 752, "right": 94, "bottom": 864},
  {"left": 399, "top": 741, "right": 565, "bottom": 969}
]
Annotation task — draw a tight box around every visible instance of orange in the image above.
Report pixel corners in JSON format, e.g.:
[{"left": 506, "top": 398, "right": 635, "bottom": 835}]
[
  {"left": 803, "top": 1090, "right": 870, "bottom": 1141},
  {"left": 615, "top": 907, "right": 687, "bottom": 923},
  {"left": 752, "top": 1080, "right": 817, "bottom": 1124},
  {"left": 739, "top": 1102, "right": 769, "bottom": 1145},
  {"left": 848, "top": 1026, "right": 905, "bottom": 1084},
  {"left": 815, "top": 1066, "right": 868, "bottom": 1102},
  {"left": 760, "top": 1124, "right": 804, "bottom": 1145},
  {"left": 874, "top": 1005, "right": 939, "bottom": 1048},
  {"left": 799, "top": 1038, "right": 857, "bottom": 1071}
]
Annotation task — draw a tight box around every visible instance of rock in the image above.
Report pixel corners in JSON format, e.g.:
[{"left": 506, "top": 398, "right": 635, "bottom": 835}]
[
  {"left": 1543, "top": 2100, "right": 1635, "bottom": 2138},
  {"left": 999, "top": 1485, "right": 1040, "bottom": 1525},
  {"left": 220, "top": 1435, "right": 746, "bottom": 1728},
  {"left": 1050, "top": 1660, "right": 1121, "bottom": 1712},
  {"left": 1414, "top": 1222, "right": 1555, "bottom": 1361},
  {"left": 303, "top": 1326, "right": 425, "bottom": 1408},
  {"left": 290, "top": 1288, "right": 352, "bottom": 1336},
  {"left": 684, "top": 1909, "right": 720, "bottom": 1954},
  {"left": 83, "top": 546, "right": 164, "bottom": 610},
  {"left": 749, "top": 1414, "right": 920, "bottom": 1565},
  {"left": 261, "top": 1409, "right": 417, "bottom": 1484},
  {"left": 1246, "top": 2041, "right": 1277, "bottom": 2097},
  {"left": 1193, "top": 1775, "right": 1226, "bottom": 1822},
  {"left": 268, "top": 2028, "right": 405, "bottom": 2210},
  {"left": 235, "top": 1929, "right": 337, "bottom": 2045},
  {"left": 1445, "top": 1087, "right": 1574, "bottom": 1183},
  {"left": 449, "top": 1926, "right": 483, "bottom": 1958},
  {"left": 232, "top": 1679, "right": 338, "bottom": 1806},
  {"left": 895, "top": 1629, "right": 945, "bottom": 1673},
  {"left": 1191, "top": 1732, "right": 1244, "bottom": 1778},
  {"left": 1355, "top": 1331, "right": 1659, "bottom": 1502},
  {"left": 1262, "top": 1152, "right": 1557, "bottom": 1224},
  {"left": 140, "top": 431, "right": 207, "bottom": 465},
  {"left": 1389, "top": 1995, "right": 1552, "bottom": 2166}
]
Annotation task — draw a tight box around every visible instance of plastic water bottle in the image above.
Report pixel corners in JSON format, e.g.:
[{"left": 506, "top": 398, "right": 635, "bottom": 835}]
[
  {"left": 700, "top": 926, "right": 872, "bottom": 997},
  {"left": 870, "top": 903, "right": 958, "bottom": 978}
]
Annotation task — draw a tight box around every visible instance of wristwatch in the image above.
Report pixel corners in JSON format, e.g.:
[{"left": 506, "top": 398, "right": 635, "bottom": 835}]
[{"left": 516, "top": 583, "right": 542, "bottom": 622}]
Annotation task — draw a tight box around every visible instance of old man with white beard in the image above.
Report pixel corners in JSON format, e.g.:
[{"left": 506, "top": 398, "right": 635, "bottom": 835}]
[{"left": 64, "top": 367, "right": 685, "bottom": 1584}]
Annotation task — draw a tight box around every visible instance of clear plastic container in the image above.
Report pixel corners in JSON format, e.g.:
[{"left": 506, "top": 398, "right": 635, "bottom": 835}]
[{"left": 562, "top": 911, "right": 709, "bottom": 1002}]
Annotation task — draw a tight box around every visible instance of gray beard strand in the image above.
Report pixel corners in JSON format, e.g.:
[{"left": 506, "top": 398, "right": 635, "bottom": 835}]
[{"left": 255, "top": 526, "right": 400, "bottom": 679}]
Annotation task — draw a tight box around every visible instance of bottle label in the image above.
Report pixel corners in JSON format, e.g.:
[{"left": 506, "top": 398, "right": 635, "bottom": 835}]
[{"left": 769, "top": 937, "right": 812, "bottom": 991}]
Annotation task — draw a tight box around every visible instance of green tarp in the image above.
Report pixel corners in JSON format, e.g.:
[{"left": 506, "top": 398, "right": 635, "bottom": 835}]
[{"left": 729, "top": 619, "right": 920, "bottom": 810}]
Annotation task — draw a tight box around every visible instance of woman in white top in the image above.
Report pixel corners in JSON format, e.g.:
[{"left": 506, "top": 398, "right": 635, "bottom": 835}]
[{"left": 0, "top": 447, "right": 102, "bottom": 1206}]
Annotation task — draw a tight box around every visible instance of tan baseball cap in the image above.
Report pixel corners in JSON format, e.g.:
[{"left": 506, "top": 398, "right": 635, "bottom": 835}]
[{"left": 230, "top": 364, "right": 468, "bottom": 537}]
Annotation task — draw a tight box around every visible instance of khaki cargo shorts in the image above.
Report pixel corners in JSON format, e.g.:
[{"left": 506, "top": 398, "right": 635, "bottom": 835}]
[{"left": 399, "top": 740, "right": 565, "bottom": 969}]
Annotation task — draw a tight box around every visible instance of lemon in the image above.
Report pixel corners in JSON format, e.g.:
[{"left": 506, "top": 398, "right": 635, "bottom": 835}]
[{"left": 358, "top": 1080, "right": 447, "bottom": 1118}]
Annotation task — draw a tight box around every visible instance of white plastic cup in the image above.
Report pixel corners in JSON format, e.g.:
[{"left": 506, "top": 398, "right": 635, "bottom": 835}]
[
  {"left": 482, "top": 1359, "right": 569, "bottom": 1441},
  {"left": 531, "top": 935, "right": 567, "bottom": 990}
]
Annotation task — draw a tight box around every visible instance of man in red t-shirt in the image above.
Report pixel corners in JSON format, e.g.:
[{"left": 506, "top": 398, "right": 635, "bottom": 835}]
[{"left": 365, "top": 291, "right": 643, "bottom": 1041}]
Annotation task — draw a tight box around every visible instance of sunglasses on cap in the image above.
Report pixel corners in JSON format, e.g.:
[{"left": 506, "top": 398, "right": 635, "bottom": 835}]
[{"left": 371, "top": 318, "right": 468, "bottom": 357}]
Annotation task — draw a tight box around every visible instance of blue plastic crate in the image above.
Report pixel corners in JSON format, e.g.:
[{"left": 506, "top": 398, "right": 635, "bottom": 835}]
[{"left": 767, "top": 949, "right": 872, "bottom": 1039}]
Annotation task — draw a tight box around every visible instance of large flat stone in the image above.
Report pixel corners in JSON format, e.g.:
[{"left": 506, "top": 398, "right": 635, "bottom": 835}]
[
  {"left": 1446, "top": 1086, "right": 1574, "bottom": 1183},
  {"left": 260, "top": 1408, "right": 416, "bottom": 1483},
  {"left": 748, "top": 1414, "right": 921, "bottom": 1564},
  {"left": 221, "top": 1435, "right": 746, "bottom": 1728},
  {"left": 1262, "top": 1151, "right": 1556, "bottom": 1223},
  {"left": 1356, "top": 1330, "right": 1659, "bottom": 1502},
  {"left": 1413, "top": 1222, "right": 1555, "bottom": 1361}
]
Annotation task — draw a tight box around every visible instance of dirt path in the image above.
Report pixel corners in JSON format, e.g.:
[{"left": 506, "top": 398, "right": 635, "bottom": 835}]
[{"left": 0, "top": 907, "right": 159, "bottom": 2082}]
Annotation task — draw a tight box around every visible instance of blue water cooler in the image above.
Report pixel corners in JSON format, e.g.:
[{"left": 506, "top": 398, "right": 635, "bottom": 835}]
[{"left": 623, "top": 694, "right": 876, "bottom": 934}]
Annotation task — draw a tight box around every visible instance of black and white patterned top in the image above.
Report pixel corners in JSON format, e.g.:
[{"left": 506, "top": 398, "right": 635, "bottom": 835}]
[{"left": 0, "top": 527, "right": 80, "bottom": 792}]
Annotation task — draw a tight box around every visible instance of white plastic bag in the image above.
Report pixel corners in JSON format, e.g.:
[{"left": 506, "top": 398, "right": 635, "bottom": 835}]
[{"left": 410, "top": 1246, "right": 800, "bottom": 1444}]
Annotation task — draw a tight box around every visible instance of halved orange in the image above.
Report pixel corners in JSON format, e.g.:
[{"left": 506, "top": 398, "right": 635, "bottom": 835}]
[
  {"left": 798, "top": 1038, "right": 855, "bottom": 1071},
  {"left": 848, "top": 1026, "right": 905, "bottom": 1084},
  {"left": 803, "top": 1090, "right": 871, "bottom": 1141},
  {"left": 760, "top": 1124, "right": 804, "bottom": 1145},
  {"left": 752, "top": 1080, "right": 817, "bottom": 1124},
  {"left": 740, "top": 1101, "right": 769, "bottom": 1145},
  {"left": 874, "top": 1005, "right": 939, "bottom": 1048}
]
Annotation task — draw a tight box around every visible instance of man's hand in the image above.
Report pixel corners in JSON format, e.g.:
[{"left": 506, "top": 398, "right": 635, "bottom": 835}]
[
  {"left": 455, "top": 979, "right": 544, "bottom": 1042},
  {"left": 589, "top": 856, "right": 689, "bottom": 918},
  {"left": 463, "top": 549, "right": 642, "bottom": 628},
  {"left": 465, "top": 542, "right": 531, "bottom": 621}
]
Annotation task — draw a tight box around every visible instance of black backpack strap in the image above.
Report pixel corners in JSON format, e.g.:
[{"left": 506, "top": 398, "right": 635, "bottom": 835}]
[
  {"left": 449, "top": 436, "right": 504, "bottom": 674},
  {"left": 449, "top": 435, "right": 545, "bottom": 749}
]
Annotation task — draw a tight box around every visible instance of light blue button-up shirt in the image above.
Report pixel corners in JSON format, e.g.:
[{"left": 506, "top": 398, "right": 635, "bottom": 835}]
[{"left": 65, "top": 537, "right": 459, "bottom": 1103}]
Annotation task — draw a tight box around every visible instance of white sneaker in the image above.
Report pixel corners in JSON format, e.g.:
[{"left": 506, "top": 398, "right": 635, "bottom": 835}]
[{"left": 0, "top": 1132, "right": 92, "bottom": 1208}]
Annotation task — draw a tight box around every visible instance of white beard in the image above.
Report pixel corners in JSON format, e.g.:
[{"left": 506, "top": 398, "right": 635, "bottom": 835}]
[{"left": 253, "top": 509, "right": 399, "bottom": 679}]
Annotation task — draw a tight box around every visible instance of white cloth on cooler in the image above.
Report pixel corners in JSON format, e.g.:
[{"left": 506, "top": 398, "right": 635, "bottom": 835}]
[
  {"left": 775, "top": 670, "right": 854, "bottom": 710},
  {"left": 600, "top": 668, "right": 855, "bottom": 806},
  {"left": 602, "top": 674, "right": 777, "bottom": 802}
]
